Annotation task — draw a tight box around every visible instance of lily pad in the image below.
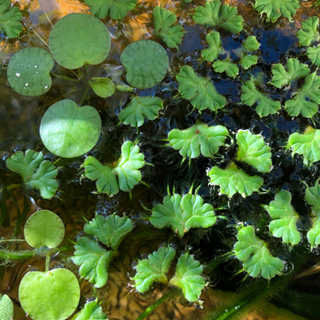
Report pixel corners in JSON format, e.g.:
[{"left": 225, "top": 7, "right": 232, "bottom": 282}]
[
  {"left": 0, "top": 0, "right": 23, "bottom": 38},
  {"left": 24, "top": 210, "right": 65, "bottom": 249},
  {"left": 19, "top": 268, "right": 80, "bottom": 320},
  {"left": 0, "top": 294, "right": 13, "bottom": 320},
  {"left": 7, "top": 47, "right": 54, "bottom": 97},
  {"left": 89, "top": 77, "right": 115, "bottom": 98},
  {"left": 49, "top": 13, "right": 111, "bottom": 69},
  {"left": 40, "top": 99, "right": 101, "bottom": 158},
  {"left": 120, "top": 40, "right": 169, "bottom": 89}
]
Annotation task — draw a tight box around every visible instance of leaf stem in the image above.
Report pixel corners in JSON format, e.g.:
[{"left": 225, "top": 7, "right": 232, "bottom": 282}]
[
  {"left": 0, "top": 249, "right": 37, "bottom": 260},
  {"left": 51, "top": 73, "right": 80, "bottom": 83},
  {"left": 38, "top": 0, "right": 54, "bottom": 27},
  {"left": 45, "top": 252, "right": 51, "bottom": 272}
]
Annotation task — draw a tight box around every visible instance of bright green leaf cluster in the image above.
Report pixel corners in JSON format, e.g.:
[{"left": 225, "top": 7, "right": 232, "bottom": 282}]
[
  {"left": 201, "top": 31, "right": 222, "bottom": 62},
  {"left": 0, "top": 0, "right": 23, "bottom": 38},
  {"left": 297, "top": 16, "right": 319, "bottom": 46},
  {"left": 73, "top": 300, "right": 107, "bottom": 320}
]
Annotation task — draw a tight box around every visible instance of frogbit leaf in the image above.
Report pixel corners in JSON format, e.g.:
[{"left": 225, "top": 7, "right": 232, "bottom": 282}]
[
  {"left": 176, "top": 65, "right": 226, "bottom": 112},
  {"left": 89, "top": 77, "right": 115, "bottom": 98},
  {"left": 208, "top": 162, "right": 264, "bottom": 198},
  {"left": 240, "top": 80, "right": 281, "bottom": 117},
  {"left": 167, "top": 123, "right": 228, "bottom": 159},
  {"left": 0, "top": 0, "right": 23, "bottom": 38},
  {"left": 213, "top": 59, "right": 239, "bottom": 77},
  {"left": 270, "top": 58, "right": 310, "bottom": 88},
  {"left": 150, "top": 193, "right": 216, "bottom": 237},
  {"left": 84, "top": 214, "right": 133, "bottom": 249},
  {"left": 133, "top": 246, "right": 176, "bottom": 293},
  {"left": 6, "top": 150, "right": 58, "bottom": 199},
  {"left": 73, "top": 300, "right": 107, "bottom": 320},
  {"left": 234, "top": 225, "right": 284, "bottom": 279},
  {"left": 193, "top": 0, "right": 243, "bottom": 33},
  {"left": 236, "top": 130, "right": 272, "bottom": 173},
  {"left": 307, "top": 45, "right": 320, "bottom": 66},
  {"left": 239, "top": 55, "right": 258, "bottom": 69},
  {"left": 201, "top": 31, "right": 222, "bottom": 62},
  {"left": 287, "top": 126, "right": 320, "bottom": 165},
  {"left": 169, "top": 253, "right": 205, "bottom": 303},
  {"left": 297, "top": 16, "right": 320, "bottom": 46},
  {"left": 0, "top": 294, "right": 13, "bottom": 320},
  {"left": 153, "top": 6, "right": 185, "bottom": 49},
  {"left": 72, "top": 237, "right": 113, "bottom": 288},
  {"left": 118, "top": 96, "right": 163, "bottom": 127},
  {"left": 263, "top": 190, "right": 300, "bottom": 246}
]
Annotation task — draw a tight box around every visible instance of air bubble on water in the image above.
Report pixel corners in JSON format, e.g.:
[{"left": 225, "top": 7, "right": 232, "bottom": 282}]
[
  {"left": 25, "top": 83, "right": 28, "bottom": 86},
  {"left": 15, "top": 73, "right": 20, "bottom": 77}
]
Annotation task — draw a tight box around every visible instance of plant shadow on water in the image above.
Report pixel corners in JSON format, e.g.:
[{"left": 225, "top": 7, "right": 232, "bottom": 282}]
[{"left": 2, "top": 0, "right": 320, "bottom": 319}]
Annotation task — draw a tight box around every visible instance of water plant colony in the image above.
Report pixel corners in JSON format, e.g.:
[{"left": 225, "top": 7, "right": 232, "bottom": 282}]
[{"left": 1, "top": 0, "right": 320, "bottom": 319}]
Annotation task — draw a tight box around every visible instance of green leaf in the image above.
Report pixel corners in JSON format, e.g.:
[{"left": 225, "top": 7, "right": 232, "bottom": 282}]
[
  {"left": 270, "top": 58, "right": 310, "bottom": 88},
  {"left": 82, "top": 0, "right": 137, "bottom": 20},
  {"left": 72, "top": 237, "right": 113, "bottom": 288},
  {"left": 239, "top": 55, "right": 258, "bottom": 69},
  {"left": 6, "top": 150, "right": 58, "bottom": 199},
  {"left": 0, "top": 294, "right": 13, "bottom": 320},
  {"left": 176, "top": 65, "right": 226, "bottom": 112},
  {"left": 49, "top": 13, "right": 111, "bottom": 69},
  {"left": 118, "top": 96, "right": 163, "bottom": 127},
  {"left": 84, "top": 214, "right": 133, "bottom": 249},
  {"left": 213, "top": 59, "right": 239, "bottom": 77},
  {"left": 201, "top": 31, "right": 222, "bottom": 62},
  {"left": 284, "top": 72, "right": 320, "bottom": 118},
  {"left": 297, "top": 16, "right": 320, "bottom": 46},
  {"left": 169, "top": 253, "right": 205, "bottom": 303},
  {"left": 7, "top": 47, "right": 54, "bottom": 97},
  {"left": 153, "top": 6, "right": 184, "bottom": 49},
  {"left": 234, "top": 225, "right": 284, "bottom": 279},
  {"left": 120, "top": 40, "right": 169, "bottom": 89},
  {"left": 133, "top": 246, "right": 176, "bottom": 293},
  {"left": 240, "top": 80, "right": 281, "bottom": 117},
  {"left": 89, "top": 77, "right": 115, "bottom": 98},
  {"left": 83, "top": 156, "right": 119, "bottom": 196},
  {"left": 0, "top": 0, "right": 22, "bottom": 38},
  {"left": 114, "top": 141, "right": 145, "bottom": 192},
  {"left": 263, "top": 190, "right": 300, "bottom": 246},
  {"left": 236, "top": 130, "right": 272, "bottom": 173},
  {"left": 242, "top": 35, "right": 260, "bottom": 52},
  {"left": 167, "top": 123, "right": 228, "bottom": 159},
  {"left": 307, "top": 45, "right": 320, "bottom": 66},
  {"left": 287, "top": 126, "right": 320, "bottom": 165},
  {"left": 73, "top": 300, "right": 107, "bottom": 320},
  {"left": 208, "top": 162, "right": 264, "bottom": 198},
  {"left": 150, "top": 193, "right": 216, "bottom": 237},
  {"left": 193, "top": 0, "right": 243, "bottom": 33},
  {"left": 254, "top": 0, "right": 300, "bottom": 22}
]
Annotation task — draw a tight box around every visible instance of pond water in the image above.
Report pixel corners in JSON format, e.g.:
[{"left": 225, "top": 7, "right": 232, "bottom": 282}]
[{"left": 1, "top": 0, "right": 320, "bottom": 319}]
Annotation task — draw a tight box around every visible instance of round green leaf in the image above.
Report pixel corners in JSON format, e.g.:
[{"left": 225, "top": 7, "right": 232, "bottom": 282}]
[
  {"left": 7, "top": 47, "right": 54, "bottom": 96},
  {"left": 40, "top": 99, "right": 101, "bottom": 158},
  {"left": 24, "top": 210, "right": 65, "bottom": 248},
  {"left": 89, "top": 77, "right": 115, "bottom": 98},
  {"left": 49, "top": 13, "right": 111, "bottom": 69},
  {"left": 19, "top": 269, "right": 80, "bottom": 320},
  {"left": 120, "top": 40, "right": 169, "bottom": 89}
]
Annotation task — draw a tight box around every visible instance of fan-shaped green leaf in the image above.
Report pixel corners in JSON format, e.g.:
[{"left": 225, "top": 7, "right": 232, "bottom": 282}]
[
  {"left": 234, "top": 225, "right": 284, "bottom": 279},
  {"left": 133, "top": 246, "right": 176, "bottom": 293},
  {"left": 73, "top": 300, "right": 107, "bottom": 320},
  {"left": 89, "top": 77, "right": 115, "bottom": 98},
  {"left": 40, "top": 99, "right": 101, "bottom": 158},
  {"left": 240, "top": 80, "right": 281, "bottom": 117},
  {"left": 263, "top": 190, "right": 300, "bottom": 246},
  {"left": 0, "top": 294, "right": 13, "bottom": 320},
  {"left": 49, "top": 13, "right": 111, "bottom": 69},
  {"left": 153, "top": 6, "right": 184, "bottom": 49},
  {"left": 6, "top": 150, "right": 58, "bottom": 199},
  {"left": 239, "top": 55, "right": 258, "bottom": 69},
  {"left": 242, "top": 35, "right": 260, "bottom": 52},
  {"left": 7, "top": 47, "right": 54, "bottom": 97},
  {"left": 176, "top": 65, "right": 226, "bottom": 112},
  {"left": 236, "top": 130, "right": 272, "bottom": 173},
  {"left": 297, "top": 16, "right": 319, "bottom": 46},
  {"left": 307, "top": 45, "right": 320, "bottom": 66},
  {"left": 213, "top": 59, "right": 239, "bottom": 77},
  {"left": 208, "top": 162, "right": 264, "bottom": 198},
  {"left": 118, "top": 96, "right": 162, "bottom": 127},
  {"left": 0, "top": 0, "right": 22, "bottom": 38},
  {"left": 169, "top": 253, "right": 205, "bottom": 303},
  {"left": 201, "top": 31, "right": 222, "bottom": 62},
  {"left": 72, "top": 237, "right": 113, "bottom": 288},
  {"left": 167, "top": 123, "right": 228, "bottom": 159},
  {"left": 120, "top": 40, "right": 169, "bottom": 89},
  {"left": 84, "top": 214, "right": 133, "bottom": 249},
  {"left": 193, "top": 0, "right": 243, "bottom": 33}
]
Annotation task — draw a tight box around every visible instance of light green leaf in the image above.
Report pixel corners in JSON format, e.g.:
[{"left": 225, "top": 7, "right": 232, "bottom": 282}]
[
  {"left": 193, "top": 0, "right": 243, "bottom": 33},
  {"left": 169, "top": 253, "right": 205, "bottom": 303},
  {"left": 242, "top": 35, "right": 260, "bottom": 52},
  {"left": 89, "top": 77, "right": 115, "bottom": 98},
  {"left": 263, "top": 190, "right": 300, "bottom": 246},
  {"left": 73, "top": 300, "right": 107, "bottom": 320},
  {"left": 201, "top": 31, "right": 222, "bottom": 62},
  {"left": 240, "top": 80, "right": 281, "bottom": 117},
  {"left": 287, "top": 126, "right": 320, "bottom": 165},
  {"left": 153, "top": 6, "right": 184, "bottom": 48},
  {"left": 213, "top": 59, "right": 239, "bottom": 77},
  {"left": 307, "top": 216, "right": 320, "bottom": 250},
  {"left": 6, "top": 150, "right": 58, "bottom": 199},
  {"left": 72, "top": 237, "right": 113, "bottom": 288},
  {"left": 208, "top": 162, "right": 264, "bottom": 198},
  {"left": 307, "top": 45, "right": 320, "bottom": 66},
  {"left": 150, "top": 193, "right": 216, "bottom": 237},
  {"left": 236, "top": 130, "right": 272, "bottom": 173},
  {"left": 239, "top": 55, "right": 258, "bottom": 69},
  {"left": 270, "top": 58, "right": 310, "bottom": 88},
  {"left": 297, "top": 16, "right": 319, "bottom": 46},
  {"left": 133, "top": 246, "right": 176, "bottom": 293},
  {"left": 118, "top": 96, "right": 163, "bottom": 127},
  {"left": 0, "top": 0, "right": 22, "bottom": 38},
  {"left": 284, "top": 72, "right": 320, "bottom": 118},
  {"left": 176, "top": 65, "right": 226, "bottom": 112},
  {"left": 0, "top": 294, "right": 13, "bottom": 320},
  {"left": 84, "top": 214, "right": 133, "bottom": 249},
  {"left": 234, "top": 225, "right": 284, "bottom": 279}
]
